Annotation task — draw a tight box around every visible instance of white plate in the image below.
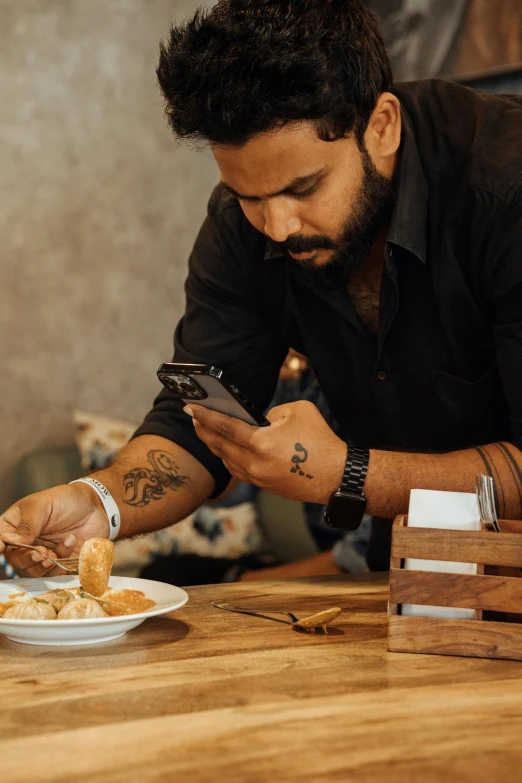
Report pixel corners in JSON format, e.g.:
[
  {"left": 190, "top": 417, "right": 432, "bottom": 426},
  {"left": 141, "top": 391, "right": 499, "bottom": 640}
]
[{"left": 0, "top": 575, "right": 188, "bottom": 646}]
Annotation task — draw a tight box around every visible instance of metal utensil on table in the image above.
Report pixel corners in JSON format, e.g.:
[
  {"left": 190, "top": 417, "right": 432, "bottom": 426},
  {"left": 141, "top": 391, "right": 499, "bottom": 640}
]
[
  {"left": 212, "top": 601, "right": 341, "bottom": 631},
  {"left": 3, "top": 542, "right": 79, "bottom": 572},
  {"left": 476, "top": 473, "right": 500, "bottom": 532}
]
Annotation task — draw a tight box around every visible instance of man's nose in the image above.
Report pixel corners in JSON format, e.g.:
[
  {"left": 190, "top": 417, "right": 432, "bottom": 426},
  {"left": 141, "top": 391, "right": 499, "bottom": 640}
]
[{"left": 262, "top": 199, "right": 302, "bottom": 243}]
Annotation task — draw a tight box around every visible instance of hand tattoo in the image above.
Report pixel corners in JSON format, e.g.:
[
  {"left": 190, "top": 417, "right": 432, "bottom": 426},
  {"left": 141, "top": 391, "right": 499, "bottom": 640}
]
[
  {"left": 290, "top": 442, "right": 313, "bottom": 479},
  {"left": 122, "top": 450, "right": 191, "bottom": 507}
]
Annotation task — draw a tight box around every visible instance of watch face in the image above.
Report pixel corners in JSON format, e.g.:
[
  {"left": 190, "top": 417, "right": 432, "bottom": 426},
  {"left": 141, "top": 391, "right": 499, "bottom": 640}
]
[{"left": 323, "top": 490, "right": 367, "bottom": 531}]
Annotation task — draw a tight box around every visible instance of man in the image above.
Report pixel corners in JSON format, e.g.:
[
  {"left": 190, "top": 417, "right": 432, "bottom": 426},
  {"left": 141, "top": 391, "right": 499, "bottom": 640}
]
[{"left": 2, "top": 0, "right": 522, "bottom": 577}]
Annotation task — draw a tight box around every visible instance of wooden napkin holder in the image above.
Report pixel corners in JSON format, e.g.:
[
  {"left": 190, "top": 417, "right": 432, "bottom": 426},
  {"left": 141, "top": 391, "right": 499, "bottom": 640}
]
[{"left": 388, "top": 515, "right": 522, "bottom": 661}]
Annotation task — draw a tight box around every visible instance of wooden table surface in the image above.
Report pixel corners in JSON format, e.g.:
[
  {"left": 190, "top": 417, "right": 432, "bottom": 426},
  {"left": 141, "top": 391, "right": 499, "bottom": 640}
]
[{"left": 2, "top": 573, "right": 522, "bottom": 783}]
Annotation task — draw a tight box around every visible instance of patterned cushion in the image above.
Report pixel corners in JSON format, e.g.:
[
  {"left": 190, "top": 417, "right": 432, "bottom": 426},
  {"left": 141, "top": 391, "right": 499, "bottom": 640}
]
[{"left": 73, "top": 410, "right": 137, "bottom": 472}]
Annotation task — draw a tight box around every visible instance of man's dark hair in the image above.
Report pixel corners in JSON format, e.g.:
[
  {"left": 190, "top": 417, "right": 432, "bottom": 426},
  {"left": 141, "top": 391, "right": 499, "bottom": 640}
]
[{"left": 157, "top": 0, "right": 392, "bottom": 147}]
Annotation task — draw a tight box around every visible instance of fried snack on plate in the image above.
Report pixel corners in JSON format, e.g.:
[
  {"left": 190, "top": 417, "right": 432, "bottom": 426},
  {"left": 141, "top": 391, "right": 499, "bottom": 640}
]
[{"left": 78, "top": 538, "right": 114, "bottom": 597}]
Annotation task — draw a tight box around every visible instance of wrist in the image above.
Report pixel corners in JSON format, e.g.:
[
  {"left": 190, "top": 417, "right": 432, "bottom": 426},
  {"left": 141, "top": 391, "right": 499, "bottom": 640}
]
[
  {"left": 68, "top": 480, "right": 111, "bottom": 538},
  {"left": 321, "top": 440, "right": 349, "bottom": 504},
  {"left": 69, "top": 477, "right": 121, "bottom": 540},
  {"left": 323, "top": 444, "right": 370, "bottom": 531}
]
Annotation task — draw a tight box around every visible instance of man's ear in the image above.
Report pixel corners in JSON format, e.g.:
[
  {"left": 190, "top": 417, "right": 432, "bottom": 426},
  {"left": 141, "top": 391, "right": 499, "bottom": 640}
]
[{"left": 364, "top": 92, "right": 401, "bottom": 172}]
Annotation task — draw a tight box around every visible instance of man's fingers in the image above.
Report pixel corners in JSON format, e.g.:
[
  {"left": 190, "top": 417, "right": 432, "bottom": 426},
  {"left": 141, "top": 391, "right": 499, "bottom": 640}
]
[
  {"left": 185, "top": 405, "right": 254, "bottom": 446},
  {"left": 194, "top": 423, "right": 250, "bottom": 471},
  {"left": 2, "top": 530, "right": 76, "bottom": 576},
  {"left": 54, "top": 533, "right": 77, "bottom": 557},
  {"left": 191, "top": 417, "right": 221, "bottom": 454},
  {"left": 29, "top": 540, "right": 73, "bottom": 577},
  {"left": 266, "top": 403, "right": 292, "bottom": 424},
  {"left": 222, "top": 459, "right": 249, "bottom": 483},
  {"left": 266, "top": 399, "right": 318, "bottom": 424},
  {"left": 0, "top": 506, "right": 24, "bottom": 552},
  {"left": 0, "top": 496, "right": 48, "bottom": 547},
  {"left": 3, "top": 545, "right": 49, "bottom": 575},
  {"left": 29, "top": 546, "right": 56, "bottom": 572},
  {"left": 5, "top": 543, "right": 64, "bottom": 578},
  {"left": 23, "top": 559, "right": 63, "bottom": 578}
]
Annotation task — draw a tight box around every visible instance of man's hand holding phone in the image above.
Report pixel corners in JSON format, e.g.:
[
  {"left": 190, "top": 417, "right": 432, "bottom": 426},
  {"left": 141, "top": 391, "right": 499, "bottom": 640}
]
[{"left": 185, "top": 399, "right": 346, "bottom": 504}]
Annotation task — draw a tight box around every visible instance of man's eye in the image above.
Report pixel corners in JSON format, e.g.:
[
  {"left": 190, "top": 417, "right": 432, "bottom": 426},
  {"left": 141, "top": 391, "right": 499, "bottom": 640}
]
[
  {"left": 237, "top": 184, "right": 318, "bottom": 203},
  {"left": 290, "top": 185, "right": 318, "bottom": 199}
]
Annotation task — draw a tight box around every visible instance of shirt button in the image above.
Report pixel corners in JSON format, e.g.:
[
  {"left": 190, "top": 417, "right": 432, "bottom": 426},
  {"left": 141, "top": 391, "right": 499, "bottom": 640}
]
[{"left": 377, "top": 371, "right": 387, "bottom": 381}]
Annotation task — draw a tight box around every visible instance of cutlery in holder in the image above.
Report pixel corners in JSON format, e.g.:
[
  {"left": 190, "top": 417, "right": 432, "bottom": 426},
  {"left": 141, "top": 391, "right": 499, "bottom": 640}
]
[{"left": 388, "top": 515, "right": 522, "bottom": 661}]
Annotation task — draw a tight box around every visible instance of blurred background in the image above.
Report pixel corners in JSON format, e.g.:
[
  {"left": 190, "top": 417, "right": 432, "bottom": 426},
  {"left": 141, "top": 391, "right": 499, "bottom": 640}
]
[
  {"left": 1, "top": 0, "right": 521, "bottom": 517},
  {"left": 0, "top": 1, "right": 220, "bottom": 511}
]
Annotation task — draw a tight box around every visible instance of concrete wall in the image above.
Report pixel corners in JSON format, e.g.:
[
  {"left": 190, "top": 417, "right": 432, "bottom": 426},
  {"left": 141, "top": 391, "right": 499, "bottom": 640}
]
[{"left": 0, "top": 0, "right": 217, "bottom": 508}]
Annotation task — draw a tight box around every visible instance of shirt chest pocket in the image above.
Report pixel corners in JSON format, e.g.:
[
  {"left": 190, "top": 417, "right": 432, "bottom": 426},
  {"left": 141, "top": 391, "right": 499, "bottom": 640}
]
[{"left": 431, "top": 365, "right": 510, "bottom": 445}]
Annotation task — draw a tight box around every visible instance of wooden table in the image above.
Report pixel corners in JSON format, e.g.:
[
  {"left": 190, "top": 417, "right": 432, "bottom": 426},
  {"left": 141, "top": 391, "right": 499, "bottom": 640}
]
[{"left": 2, "top": 573, "right": 522, "bottom": 782}]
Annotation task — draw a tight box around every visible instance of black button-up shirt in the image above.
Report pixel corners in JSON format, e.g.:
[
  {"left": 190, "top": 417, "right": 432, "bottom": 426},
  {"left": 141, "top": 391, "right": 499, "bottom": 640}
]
[{"left": 135, "top": 80, "right": 522, "bottom": 496}]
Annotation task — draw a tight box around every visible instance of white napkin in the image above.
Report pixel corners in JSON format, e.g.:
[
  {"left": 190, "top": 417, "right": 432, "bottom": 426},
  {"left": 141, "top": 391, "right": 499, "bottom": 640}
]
[{"left": 401, "top": 489, "right": 481, "bottom": 619}]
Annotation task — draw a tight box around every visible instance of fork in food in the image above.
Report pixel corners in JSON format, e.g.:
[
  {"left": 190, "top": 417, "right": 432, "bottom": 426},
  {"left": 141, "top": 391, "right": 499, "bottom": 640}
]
[{"left": 2, "top": 542, "right": 79, "bottom": 572}]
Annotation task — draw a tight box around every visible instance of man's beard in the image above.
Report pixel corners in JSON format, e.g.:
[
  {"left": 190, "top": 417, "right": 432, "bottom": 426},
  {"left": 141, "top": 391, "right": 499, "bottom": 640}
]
[{"left": 278, "top": 146, "right": 395, "bottom": 289}]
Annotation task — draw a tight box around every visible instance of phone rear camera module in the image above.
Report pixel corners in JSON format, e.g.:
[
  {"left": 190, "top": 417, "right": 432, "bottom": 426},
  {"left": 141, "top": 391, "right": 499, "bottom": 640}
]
[
  {"left": 161, "top": 374, "right": 207, "bottom": 401},
  {"left": 184, "top": 384, "right": 207, "bottom": 400}
]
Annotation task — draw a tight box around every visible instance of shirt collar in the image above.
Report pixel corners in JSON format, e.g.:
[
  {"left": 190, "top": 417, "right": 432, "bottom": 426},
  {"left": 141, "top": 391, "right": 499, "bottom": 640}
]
[
  {"left": 264, "top": 239, "right": 283, "bottom": 261},
  {"left": 387, "top": 110, "right": 427, "bottom": 264},
  {"left": 263, "top": 108, "right": 428, "bottom": 264}
]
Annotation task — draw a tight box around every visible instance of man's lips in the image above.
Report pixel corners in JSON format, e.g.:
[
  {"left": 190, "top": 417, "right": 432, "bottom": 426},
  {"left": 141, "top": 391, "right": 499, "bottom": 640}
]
[{"left": 288, "top": 250, "right": 318, "bottom": 260}]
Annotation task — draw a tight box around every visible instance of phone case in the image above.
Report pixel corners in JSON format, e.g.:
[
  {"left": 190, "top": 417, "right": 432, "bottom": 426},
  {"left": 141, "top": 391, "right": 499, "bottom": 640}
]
[{"left": 157, "top": 363, "right": 269, "bottom": 427}]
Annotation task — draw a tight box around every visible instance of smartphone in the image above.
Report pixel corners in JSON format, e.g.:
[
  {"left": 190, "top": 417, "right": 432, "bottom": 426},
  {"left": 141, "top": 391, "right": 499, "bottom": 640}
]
[{"left": 157, "top": 362, "right": 270, "bottom": 427}]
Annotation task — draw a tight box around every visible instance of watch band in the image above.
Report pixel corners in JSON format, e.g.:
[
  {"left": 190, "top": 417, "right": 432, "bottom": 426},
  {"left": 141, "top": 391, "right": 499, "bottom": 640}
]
[
  {"left": 340, "top": 446, "right": 369, "bottom": 496},
  {"left": 322, "top": 445, "right": 370, "bottom": 531}
]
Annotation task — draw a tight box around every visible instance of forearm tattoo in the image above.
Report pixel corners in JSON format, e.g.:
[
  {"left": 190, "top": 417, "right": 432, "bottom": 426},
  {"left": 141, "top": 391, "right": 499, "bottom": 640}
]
[
  {"left": 122, "top": 450, "right": 191, "bottom": 507},
  {"left": 290, "top": 442, "right": 313, "bottom": 479},
  {"left": 474, "top": 442, "right": 522, "bottom": 518}
]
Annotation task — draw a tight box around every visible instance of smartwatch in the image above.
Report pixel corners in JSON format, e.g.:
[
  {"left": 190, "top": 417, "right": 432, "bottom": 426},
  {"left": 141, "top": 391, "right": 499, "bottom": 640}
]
[{"left": 323, "top": 446, "right": 370, "bottom": 531}]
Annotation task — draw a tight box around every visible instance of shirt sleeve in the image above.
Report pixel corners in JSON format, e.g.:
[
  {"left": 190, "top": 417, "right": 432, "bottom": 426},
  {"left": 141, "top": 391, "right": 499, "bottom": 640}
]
[
  {"left": 132, "top": 187, "right": 287, "bottom": 496},
  {"left": 488, "top": 196, "right": 522, "bottom": 451}
]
